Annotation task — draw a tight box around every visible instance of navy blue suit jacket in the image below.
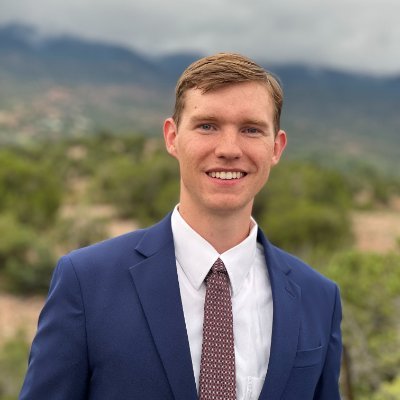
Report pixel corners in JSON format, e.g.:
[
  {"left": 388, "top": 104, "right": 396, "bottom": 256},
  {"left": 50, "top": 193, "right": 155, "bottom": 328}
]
[{"left": 20, "top": 213, "right": 342, "bottom": 399}]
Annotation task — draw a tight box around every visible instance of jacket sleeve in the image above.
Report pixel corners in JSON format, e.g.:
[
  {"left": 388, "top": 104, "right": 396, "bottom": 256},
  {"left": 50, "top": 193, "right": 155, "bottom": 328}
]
[
  {"left": 314, "top": 284, "right": 343, "bottom": 399},
  {"left": 19, "top": 255, "right": 89, "bottom": 400}
]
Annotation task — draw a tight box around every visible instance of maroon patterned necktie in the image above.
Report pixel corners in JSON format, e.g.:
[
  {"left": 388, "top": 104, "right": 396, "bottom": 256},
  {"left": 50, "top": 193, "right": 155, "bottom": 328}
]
[{"left": 199, "top": 258, "right": 236, "bottom": 400}]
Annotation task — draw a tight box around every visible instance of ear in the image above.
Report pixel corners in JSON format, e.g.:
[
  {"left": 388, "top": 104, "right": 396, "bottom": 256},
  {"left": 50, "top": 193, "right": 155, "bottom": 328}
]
[
  {"left": 163, "top": 117, "right": 178, "bottom": 158},
  {"left": 271, "top": 130, "right": 287, "bottom": 166}
]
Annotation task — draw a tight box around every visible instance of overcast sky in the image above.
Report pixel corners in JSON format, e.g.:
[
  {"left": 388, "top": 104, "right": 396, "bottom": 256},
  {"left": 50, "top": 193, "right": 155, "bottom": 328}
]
[{"left": 1, "top": 0, "right": 399, "bottom": 76}]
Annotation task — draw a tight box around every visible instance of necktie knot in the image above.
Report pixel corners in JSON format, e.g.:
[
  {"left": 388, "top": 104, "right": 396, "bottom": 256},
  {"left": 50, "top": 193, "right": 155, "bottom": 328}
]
[
  {"left": 205, "top": 258, "right": 229, "bottom": 288},
  {"left": 211, "top": 258, "right": 226, "bottom": 274}
]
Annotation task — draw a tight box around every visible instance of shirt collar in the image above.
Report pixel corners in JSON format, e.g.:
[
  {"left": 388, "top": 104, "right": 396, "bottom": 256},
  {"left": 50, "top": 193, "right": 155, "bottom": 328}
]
[{"left": 171, "top": 206, "right": 258, "bottom": 296}]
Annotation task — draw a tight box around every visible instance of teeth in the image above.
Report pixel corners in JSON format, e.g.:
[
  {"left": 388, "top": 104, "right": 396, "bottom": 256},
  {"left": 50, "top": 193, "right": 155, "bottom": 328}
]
[{"left": 208, "top": 171, "right": 244, "bottom": 180}]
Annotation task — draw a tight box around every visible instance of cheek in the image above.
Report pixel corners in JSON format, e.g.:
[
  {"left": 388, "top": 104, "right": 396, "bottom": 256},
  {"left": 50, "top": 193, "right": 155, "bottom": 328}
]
[
  {"left": 253, "top": 145, "right": 275, "bottom": 169},
  {"left": 177, "top": 138, "right": 211, "bottom": 164},
  {"left": 175, "top": 146, "right": 197, "bottom": 175}
]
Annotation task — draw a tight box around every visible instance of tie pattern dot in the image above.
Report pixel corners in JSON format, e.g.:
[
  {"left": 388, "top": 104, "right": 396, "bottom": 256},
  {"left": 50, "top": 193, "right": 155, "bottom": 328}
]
[{"left": 199, "top": 258, "right": 236, "bottom": 400}]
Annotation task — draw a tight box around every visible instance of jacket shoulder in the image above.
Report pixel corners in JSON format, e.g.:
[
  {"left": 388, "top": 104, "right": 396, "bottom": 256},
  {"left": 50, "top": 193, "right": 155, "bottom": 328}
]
[
  {"left": 65, "top": 213, "right": 173, "bottom": 271},
  {"left": 270, "top": 243, "right": 338, "bottom": 292},
  {"left": 68, "top": 228, "right": 146, "bottom": 265}
]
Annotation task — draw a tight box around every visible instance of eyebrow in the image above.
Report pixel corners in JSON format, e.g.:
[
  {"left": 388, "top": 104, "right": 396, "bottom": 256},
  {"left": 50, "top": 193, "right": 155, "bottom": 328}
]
[
  {"left": 189, "top": 115, "right": 219, "bottom": 124},
  {"left": 241, "top": 119, "right": 270, "bottom": 129}
]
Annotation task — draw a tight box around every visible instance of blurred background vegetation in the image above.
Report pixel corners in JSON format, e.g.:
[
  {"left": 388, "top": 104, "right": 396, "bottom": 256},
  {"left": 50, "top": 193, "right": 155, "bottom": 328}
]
[
  {"left": 0, "top": 133, "right": 399, "bottom": 399},
  {"left": 1, "top": 24, "right": 400, "bottom": 400}
]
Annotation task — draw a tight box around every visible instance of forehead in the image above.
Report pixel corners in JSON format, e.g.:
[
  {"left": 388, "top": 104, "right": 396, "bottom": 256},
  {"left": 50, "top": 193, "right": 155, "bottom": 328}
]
[{"left": 181, "top": 81, "right": 274, "bottom": 122}]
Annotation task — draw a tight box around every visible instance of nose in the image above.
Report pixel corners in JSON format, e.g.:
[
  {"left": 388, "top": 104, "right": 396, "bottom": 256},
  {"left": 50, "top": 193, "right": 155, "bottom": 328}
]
[{"left": 214, "top": 129, "right": 243, "bottom": 159}]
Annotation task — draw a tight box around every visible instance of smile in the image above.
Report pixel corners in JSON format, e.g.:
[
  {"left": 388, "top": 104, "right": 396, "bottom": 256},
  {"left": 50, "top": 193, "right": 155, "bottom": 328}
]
[{"left": 207, "top": 171, "right": 245, "bottom": 180}]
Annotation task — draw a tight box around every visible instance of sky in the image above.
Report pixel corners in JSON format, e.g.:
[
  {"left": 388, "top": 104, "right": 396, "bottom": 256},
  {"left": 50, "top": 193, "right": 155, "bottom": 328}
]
[{"left": 1, "top": 0, "right": 399, "bottom": 76}]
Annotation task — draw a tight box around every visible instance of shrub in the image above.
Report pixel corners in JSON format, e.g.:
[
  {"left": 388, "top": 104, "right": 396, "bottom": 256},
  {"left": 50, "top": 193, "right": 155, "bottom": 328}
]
[
  {"left": 0, "top": 331, "right": 30, "bottom": 399},
  {"left": 0, "top": 151, "right": 62, "bottom": 229},
  {"left": 254, "top": 161, "right": 353, "bottom": 255},
  {"left": 0, "top": 213, "right": 55, "bottom": 294},
  {"left": 324, "top": 251, "right": 400, "bottom": 398}
]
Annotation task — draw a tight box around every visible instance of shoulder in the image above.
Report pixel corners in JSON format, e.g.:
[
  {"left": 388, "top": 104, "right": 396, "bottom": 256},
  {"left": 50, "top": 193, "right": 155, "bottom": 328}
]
[
  {"left": 273, "top": 244, "right": 335, "bottom": 287},
  {"left": 273, "top": 244, "right": 340, "bottom": 302},
  {"left": 69, "top": 228, "right": 147, "bottom": 263},
  {"left": 257, "top": 225, "right": 340, "bottom": 302},
  {"left": 62, "top": 213, "right": 173, "bottom": 276},
  {"left": 266, "top": 242, "right": 341, "bottom": 321}
]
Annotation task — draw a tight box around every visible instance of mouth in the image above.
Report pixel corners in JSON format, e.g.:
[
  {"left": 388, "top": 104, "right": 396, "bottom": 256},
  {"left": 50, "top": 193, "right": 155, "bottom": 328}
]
[{"left": 206, "top": 171, "right": 246, "bottom": 180}]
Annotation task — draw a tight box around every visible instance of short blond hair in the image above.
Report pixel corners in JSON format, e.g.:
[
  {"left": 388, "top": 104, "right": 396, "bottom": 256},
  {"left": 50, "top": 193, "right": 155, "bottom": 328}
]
[{"left": 173, "top": 53, "right": 284, "bottom": 133}]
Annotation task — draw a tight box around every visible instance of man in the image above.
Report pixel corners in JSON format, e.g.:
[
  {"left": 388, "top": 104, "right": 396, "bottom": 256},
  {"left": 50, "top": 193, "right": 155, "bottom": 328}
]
[{"left": 20, "top": 53, "right": 342, "bottom": 399}]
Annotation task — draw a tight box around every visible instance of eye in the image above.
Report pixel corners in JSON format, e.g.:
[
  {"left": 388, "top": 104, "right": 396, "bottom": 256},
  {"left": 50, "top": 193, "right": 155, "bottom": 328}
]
[
  {"left": 197, "top": 123, "right": 217, "bottom": 133},
  {"left": 200, "top": 124, "right": 213, "bottom": 131},
  {"left": 243, "top": 127, "right": 262, "bottom": 136}
]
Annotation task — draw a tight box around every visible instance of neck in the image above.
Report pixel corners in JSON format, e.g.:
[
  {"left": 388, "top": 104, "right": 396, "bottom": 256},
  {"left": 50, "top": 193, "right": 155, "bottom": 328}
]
[{"left": 178, "top": 204, "right": 253, "bottom": 254}]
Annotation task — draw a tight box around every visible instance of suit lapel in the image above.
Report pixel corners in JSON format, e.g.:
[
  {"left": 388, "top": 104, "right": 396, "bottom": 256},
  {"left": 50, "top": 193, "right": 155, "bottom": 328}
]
[
  {"left": 257, "top": 231, "right": 302, "bottom": 400},
  {"left": 128, "top": 218, "right": 301, "bottom": 400},
  {"left": 129, "top": 215, "right": 197, "bottom": 400}
]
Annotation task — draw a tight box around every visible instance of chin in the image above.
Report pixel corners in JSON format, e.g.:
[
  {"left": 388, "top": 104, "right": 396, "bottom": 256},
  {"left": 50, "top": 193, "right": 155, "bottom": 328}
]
[{"left": 205, "top": 199, "right": 252, "bottom": 215}]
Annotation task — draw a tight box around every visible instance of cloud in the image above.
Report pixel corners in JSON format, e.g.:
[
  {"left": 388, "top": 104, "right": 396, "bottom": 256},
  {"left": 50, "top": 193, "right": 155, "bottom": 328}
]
[{"left": 0, "top": 0, "right": 399, "bottom": 75}]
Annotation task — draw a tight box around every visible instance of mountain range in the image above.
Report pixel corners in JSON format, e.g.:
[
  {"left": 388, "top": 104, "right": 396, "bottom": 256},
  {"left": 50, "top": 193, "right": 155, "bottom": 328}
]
[{"left": 0, "top": 23, "right": 399, "bottom": 172}]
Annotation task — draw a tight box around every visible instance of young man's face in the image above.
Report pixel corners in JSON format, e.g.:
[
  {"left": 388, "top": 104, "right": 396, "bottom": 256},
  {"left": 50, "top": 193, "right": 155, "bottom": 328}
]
[{"left": 164, "top": 81, "right": 287, "bottom": 219}]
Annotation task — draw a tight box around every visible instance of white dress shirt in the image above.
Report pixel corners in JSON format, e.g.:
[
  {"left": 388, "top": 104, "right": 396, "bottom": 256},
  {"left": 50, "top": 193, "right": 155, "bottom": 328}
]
[{"left": 171, "top": 206, "right": 273, "bottom": 400}]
